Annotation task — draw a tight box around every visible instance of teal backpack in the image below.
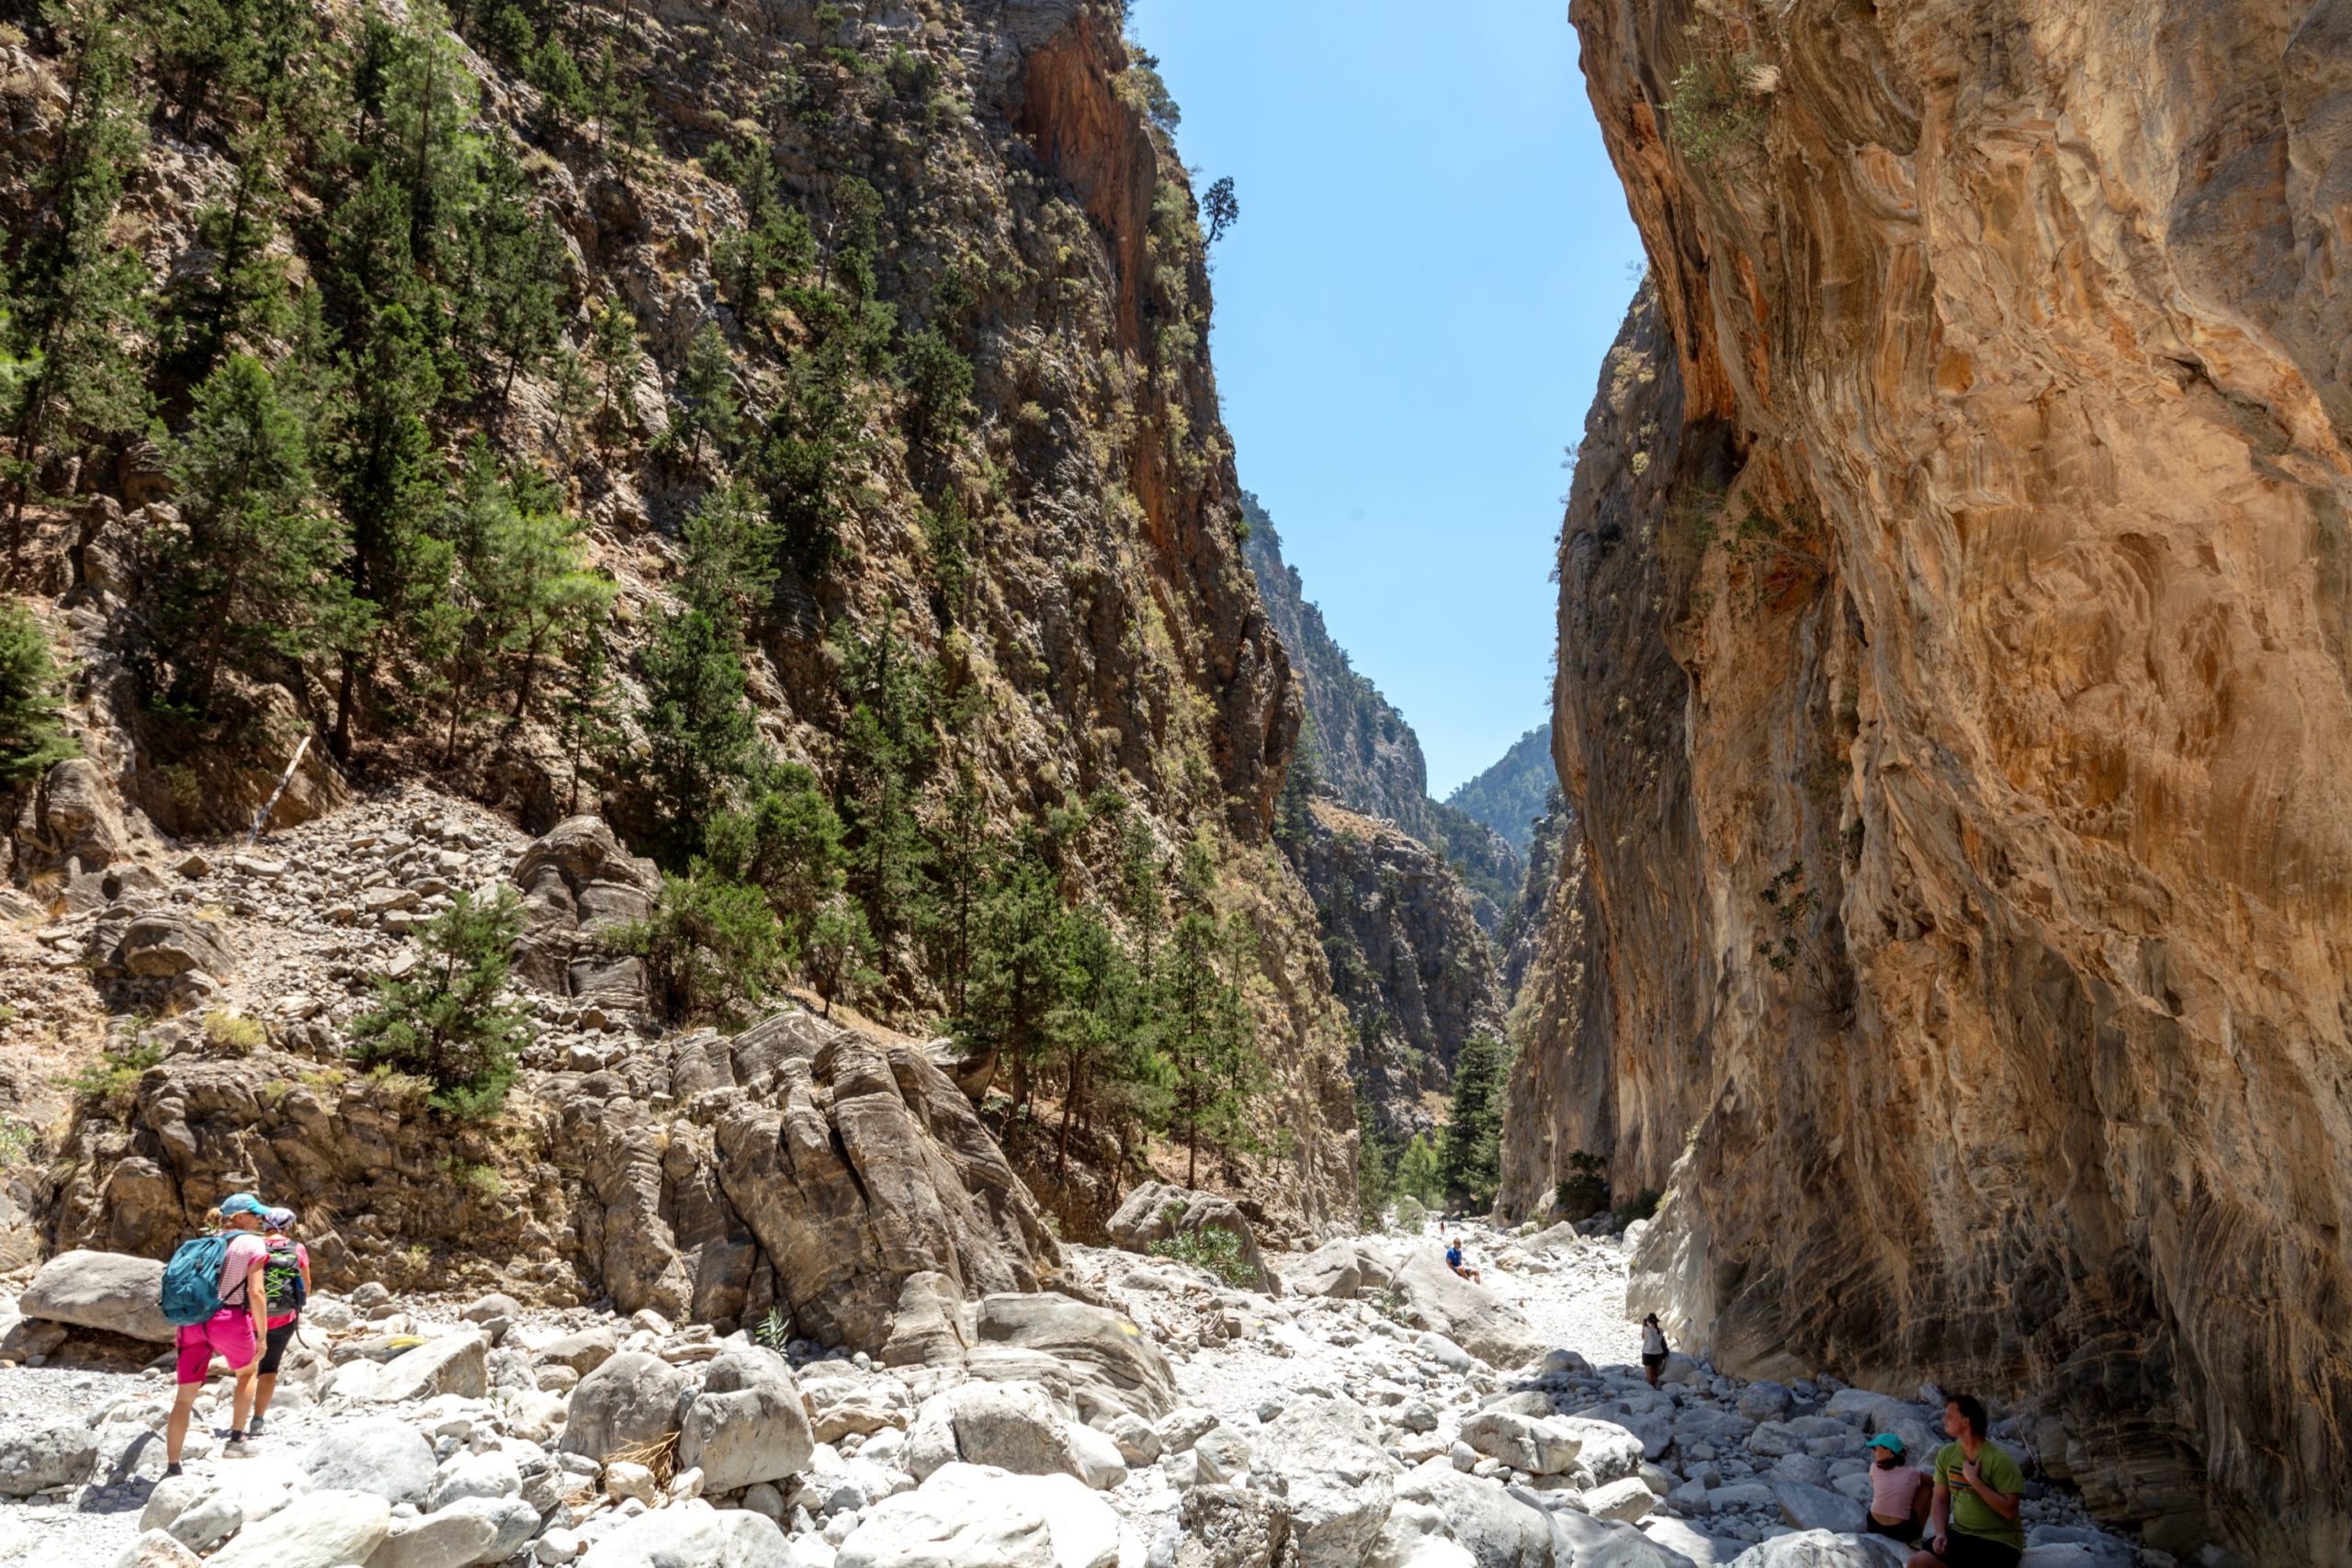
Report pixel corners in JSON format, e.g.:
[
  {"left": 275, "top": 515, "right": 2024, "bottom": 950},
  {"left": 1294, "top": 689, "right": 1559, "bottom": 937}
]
[{"left": 160, "top": 1234, "right": 234, "bottom": 1325}]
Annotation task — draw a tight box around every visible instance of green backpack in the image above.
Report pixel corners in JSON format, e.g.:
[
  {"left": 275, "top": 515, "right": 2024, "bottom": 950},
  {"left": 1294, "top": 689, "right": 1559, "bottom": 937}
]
[{"left": 262, "top": 1237, "right": 307, "bottom": 1317}]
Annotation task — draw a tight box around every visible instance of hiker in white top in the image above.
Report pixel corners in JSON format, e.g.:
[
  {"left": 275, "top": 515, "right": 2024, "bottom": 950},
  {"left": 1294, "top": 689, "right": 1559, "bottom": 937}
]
[{"left": 1640, "top": 1313, "right": 1668, "bottom": 1385}]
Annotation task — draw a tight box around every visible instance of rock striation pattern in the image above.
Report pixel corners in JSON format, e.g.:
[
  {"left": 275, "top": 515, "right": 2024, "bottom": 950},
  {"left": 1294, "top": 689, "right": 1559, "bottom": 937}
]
[{"left": 1510, "top": 3, "right": 2352, "bottom": 1560}]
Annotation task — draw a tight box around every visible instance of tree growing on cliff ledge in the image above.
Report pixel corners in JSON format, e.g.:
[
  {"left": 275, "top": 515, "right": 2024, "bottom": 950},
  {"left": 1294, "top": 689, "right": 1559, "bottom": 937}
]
[
  {"left": 348, "top": 889, "right": 529, "bottom": 1120},
  {"left": 1203, "top": 176, "right": 1238, "bottom": 248}
]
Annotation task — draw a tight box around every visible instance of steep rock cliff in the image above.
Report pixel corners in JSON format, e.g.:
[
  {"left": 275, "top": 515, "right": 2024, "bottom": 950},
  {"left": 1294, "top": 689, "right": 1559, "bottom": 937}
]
[
  {"left": 1510, "top": 2, "right": 2352, "bottom": 1561},
  {"left": 0, "top": 0, "right": 1358, "bottom": 1286},
  {"left": 1289, "top": 798, "right": 1506, "bottom": 1134}
]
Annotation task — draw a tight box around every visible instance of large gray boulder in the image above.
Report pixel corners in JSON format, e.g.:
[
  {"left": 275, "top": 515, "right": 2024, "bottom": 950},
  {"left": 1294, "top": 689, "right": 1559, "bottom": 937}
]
[
  {"left": 909, "top": 1380, "right": 1083, "bottom": 1481},
  {"left": 1723, "top": 1530, "right": 1909, "bottom": 1568},
  {"left": 350, "top": 1332, "right": 488, "bottom": 1404},
  {"left": 969, "top": 1292, "right": 1180, "bottom": 1423},
  {"left": 1389, "top": 1250, "right": 1547, "bottom": 1369},
  {"left": 1771, "top": 1481, "right": 1863, "bottom": 1534},
  {"left": 1253, "top": 1395, "right": 1398, "bottom": 1568},
  {"left": 1459, "top": 1411, "right": 1580, "bottom": 1477},
  {"left": 19, "top": 1249, "right": 173, "bottom": 1342},
  {"left": 300, "top": 1417, "right": 436, "bottom": 1506},
  {"left": 559, "top": 1350, "right": 691, "bottom": 1461},
  {"left": 678, "top": 1348, "right": 815, "bottom": 1492},
  {"left": 575, "top": 1507, "right": 798, "bottom": 1568},
  {"left": 205, "top": 1490, "right": 391, "bottom": 1568},
  {"left": 118, "top": 911, "right": 237, "bottom": 980},
  {"left": 1283, "top": 1239, "right": 1394, "bottom": 1299},
  {"left": 1105, "top": 1182, "right": 1280, "bottom": 1294},
  {"left": 362, "top": 1508, "right": 497, "bottom": 1568},
  {"left": 0, "top": 1416, "right": 99, "bottom": 1496},
  {"left": 835, "top": 1461, "right": 1119, "bottom": 1568},
  {"left": 510, "top": 817, "right": 659, "bottom": 1000},
  {"left": 1392, "top": 1460, "right": 1562, "bottom": 1568}
]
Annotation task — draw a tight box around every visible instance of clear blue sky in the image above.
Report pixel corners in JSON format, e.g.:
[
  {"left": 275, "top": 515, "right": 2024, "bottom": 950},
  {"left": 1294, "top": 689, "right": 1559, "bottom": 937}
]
[{"left": 1128, "top": 0, "right": 1641, "bottom": 795}]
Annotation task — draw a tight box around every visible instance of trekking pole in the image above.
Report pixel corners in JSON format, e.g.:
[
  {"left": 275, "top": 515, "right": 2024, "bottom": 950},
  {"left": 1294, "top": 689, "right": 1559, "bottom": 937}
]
[{"left": 245, "top": 733, "right": 314, "bottom": 848}]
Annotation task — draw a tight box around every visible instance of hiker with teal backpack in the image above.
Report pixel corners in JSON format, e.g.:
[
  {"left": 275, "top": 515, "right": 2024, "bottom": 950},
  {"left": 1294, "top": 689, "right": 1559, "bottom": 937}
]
[
  {"left": 246, "top": 1206, "right": 310, "bottom": 1436},
  {"left": 162, "top": 1192, "right": 273, "bottom": 1476}
]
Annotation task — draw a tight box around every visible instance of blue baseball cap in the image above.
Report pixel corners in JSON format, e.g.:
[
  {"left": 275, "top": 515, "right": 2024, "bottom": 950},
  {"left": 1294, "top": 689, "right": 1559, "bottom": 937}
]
[
  {"left": 1866, "top": 1434, "right": 1905, "bottom": 1457},
  {"left": 219, "top": 1192, "right": 268, "bottom": 1218}
]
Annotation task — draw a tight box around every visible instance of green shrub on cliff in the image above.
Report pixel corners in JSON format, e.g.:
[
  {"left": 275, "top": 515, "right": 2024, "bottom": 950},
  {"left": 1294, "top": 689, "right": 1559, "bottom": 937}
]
[
  {"left": 348, "top": 890, "right": 529, "bottom": 1121},
  {"left": 0, "top": 599, "right": 78, "bottom": 781}
]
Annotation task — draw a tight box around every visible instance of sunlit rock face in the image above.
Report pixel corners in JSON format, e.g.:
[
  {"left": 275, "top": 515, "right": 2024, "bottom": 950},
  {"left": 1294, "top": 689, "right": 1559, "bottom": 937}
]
[{"left": 1508, "top": 3, "right": 2352, "bottom": 1561}]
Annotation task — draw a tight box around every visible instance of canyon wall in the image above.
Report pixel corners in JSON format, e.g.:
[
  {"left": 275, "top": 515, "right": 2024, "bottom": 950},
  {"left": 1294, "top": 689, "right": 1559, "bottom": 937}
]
[
  {"left": 1508, "top": 2, "right": 2352, "bottom": 1562},
  {"left": 1, "top": 0, "right": 1358, "bottom": 1297}
]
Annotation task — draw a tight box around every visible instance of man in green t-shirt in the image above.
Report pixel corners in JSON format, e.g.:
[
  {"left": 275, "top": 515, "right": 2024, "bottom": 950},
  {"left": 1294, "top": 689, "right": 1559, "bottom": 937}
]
[{"left": 1907, "top": 1393, "right": 2026, "bottom": 1568}]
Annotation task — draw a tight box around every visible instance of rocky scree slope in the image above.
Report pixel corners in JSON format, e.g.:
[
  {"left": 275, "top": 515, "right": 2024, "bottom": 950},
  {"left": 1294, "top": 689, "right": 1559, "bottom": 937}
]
[
  {"left": 0, "top": 1215, "right": 2154, "bottom": 1568},
  {"left": 0, "top": 0, "right": 1358, "bottom": 1224},
  {"left": 1508, "top": 2, "right": 2352, "bottom": 1562}
]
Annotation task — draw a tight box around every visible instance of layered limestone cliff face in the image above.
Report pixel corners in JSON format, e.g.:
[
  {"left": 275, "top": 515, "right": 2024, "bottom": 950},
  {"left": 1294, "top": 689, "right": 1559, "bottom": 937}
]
[
  {"left": 1511, "top": 2, "right": 2352, "bottom": 1561},
  {"left": 1290, "top": 798, "right": 1506, "bottom": 1134}
]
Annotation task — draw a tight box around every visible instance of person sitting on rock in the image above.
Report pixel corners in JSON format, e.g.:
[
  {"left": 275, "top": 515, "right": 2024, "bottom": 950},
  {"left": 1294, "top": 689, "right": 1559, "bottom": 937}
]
[
  {"left": 1640, "top": 1312, "right": 1668, "bottom": 1385},
  {"left": 246, "top": 1206, "right": 311, "bottom": 1437},
  {"left": 1444, "top": 1237, "right": 1480, "bottom": 1282},
  {"left": 164, "top": 1192, "right": 274, "bottom": 1476},
  {"left": 1866, "top": 1431, "right": 1931, "bottom": 1542},
  {"left": 1910, "top": 1393, "right": 2026, "bottom": 1568}
]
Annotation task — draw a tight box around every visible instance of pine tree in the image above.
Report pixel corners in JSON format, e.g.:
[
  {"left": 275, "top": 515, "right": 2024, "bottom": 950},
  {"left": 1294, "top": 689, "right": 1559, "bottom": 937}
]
[
  {"left": 635, "top": 604, "right": 759, "bottom": 864},
  {"left": 348, "top": 888, "right": 529, "bottom": 1120},
  {"left": 1438, "top": 1032, "right": 1510, "bottom": 1211},
  {"left": 671, "top": 321, "right": 741, "bottom": 462},
  {"left": 150, "top": 355, "right": 346, "bottom": 725},
  {"left": 160, "top": 115, "right": 299, "bottom": 385},
  {"left": 0, "top": 600, "right": 79, "bottom": 781},
  {"left": 620, "top": 868, "right": 785, "bottom": 1026},
  {"left": 834, "top": 610, "right": 936, "bottom": 947},
  {"left": 806, "top": 895, "right": 879, "bottom": 1018},
  {"left": 466, "top": 138, "right": 564, "bottom": 418},
  {"left": 958, "top": 829, "right": 1067, "bottom": 1124},
  {"left": 325, "top": 300, "right": 446, "bottom": 752},
  {"left": 1046, "top": 906, "right": 1138, "bottom": 1178},
  {"left": 587, "top": 298, "right": 644, "bottom": 439},
  {"left": 1157, "top": 908, "right": 1262, "bottom": 1188},
  {"left": 551, "top": 608, "right": 620, "bottom": 816},
  {"left": 420, "top": 442, "right": 611, "bottom": 757},
  {"left": 703, "top": 761, "right": 845, "bottom": 959}
]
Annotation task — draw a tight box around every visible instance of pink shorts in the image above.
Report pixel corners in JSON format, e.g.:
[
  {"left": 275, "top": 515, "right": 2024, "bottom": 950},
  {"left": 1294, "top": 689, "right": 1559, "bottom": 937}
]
[{"left": 175, "top": 1308, "right": 259, "bottom": 1382}]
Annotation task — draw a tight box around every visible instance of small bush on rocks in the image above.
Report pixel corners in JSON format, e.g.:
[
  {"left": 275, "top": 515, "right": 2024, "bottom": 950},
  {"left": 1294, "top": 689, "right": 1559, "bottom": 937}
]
[
  {"left": 348, "top": 889, "right": 529, "bottom": 1120},
  {"left": 1147, "top": 1221, "right": 1254, "bottom": 1290}
]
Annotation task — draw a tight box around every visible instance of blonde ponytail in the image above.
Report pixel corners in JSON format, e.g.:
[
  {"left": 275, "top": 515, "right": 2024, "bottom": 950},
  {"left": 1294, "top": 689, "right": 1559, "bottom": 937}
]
[{"left": 202, "top": 1206, "right": 227, "bottom": 1231}]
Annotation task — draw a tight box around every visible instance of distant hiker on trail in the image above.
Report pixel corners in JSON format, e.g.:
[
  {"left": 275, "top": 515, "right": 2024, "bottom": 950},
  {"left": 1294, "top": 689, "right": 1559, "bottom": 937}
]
[
  {"left": 247, "top": 1206, "right": 311, "bottom": 1437},
  {"left": 1866, "top": 1431, "right": 1931, "bottom": 1542},
  {"left": 162, "top": 1192, "right": 273, "bottom": 1476},
  {"left": 1640, "top": 1312, "right": 1668, "bottom": 1385},
  {"left": 1910, "top": 1393, "right": 2026, "bottom": 1568},
  {"left": 1444, "top": 1238, "right": 1480, "bottom": 1282}
]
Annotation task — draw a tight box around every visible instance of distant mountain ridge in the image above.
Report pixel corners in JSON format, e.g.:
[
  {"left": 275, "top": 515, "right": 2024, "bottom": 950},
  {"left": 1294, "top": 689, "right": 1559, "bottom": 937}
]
[{"left": 1446, "top": 725, "right": 1557, "bottom": 856}]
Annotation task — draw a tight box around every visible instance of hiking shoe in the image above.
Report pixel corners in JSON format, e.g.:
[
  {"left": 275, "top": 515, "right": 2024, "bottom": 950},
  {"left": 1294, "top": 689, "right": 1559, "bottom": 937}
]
[
  {"left": 246, "top": 1416, "right": 265, "bottom": 1436},
  {"left": 163, "top": 1463, "right": 183, "bottom": 1480},
  {"left": 220, "top": 1431, "right": 248, "bottom": 1456}
]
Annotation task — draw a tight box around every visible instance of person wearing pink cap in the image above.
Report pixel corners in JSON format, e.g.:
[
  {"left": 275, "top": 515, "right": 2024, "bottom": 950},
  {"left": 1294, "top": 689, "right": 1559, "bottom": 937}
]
[
  {"left": 164, "top": 1192, "right": 271, "bottom": 1475},
  {"left": 247, "top": 1206, "right": 311, "bottom": 1436}
]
